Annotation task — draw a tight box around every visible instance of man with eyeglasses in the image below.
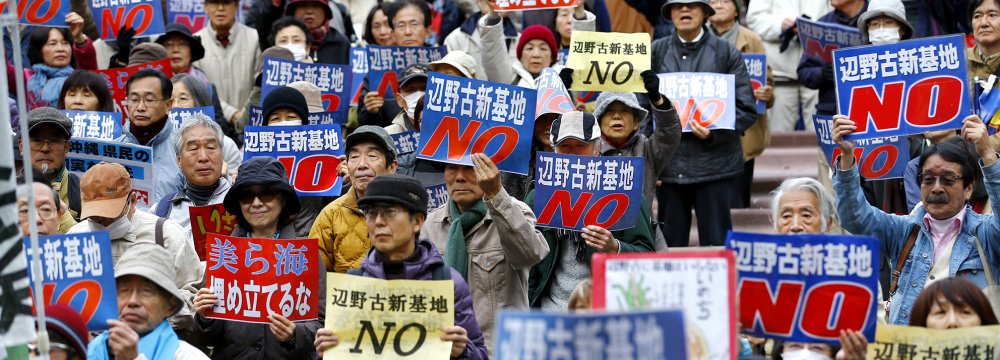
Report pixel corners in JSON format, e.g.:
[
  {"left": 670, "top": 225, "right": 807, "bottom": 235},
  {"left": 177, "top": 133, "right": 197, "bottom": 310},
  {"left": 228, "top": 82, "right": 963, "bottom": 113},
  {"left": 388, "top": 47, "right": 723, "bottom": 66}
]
[
  {"left": 19, "top": 107, "right": 81, "bottom": 232},
  {"left": 15, "top": 179, "right": 65, "bottom": 237},
  {"left": 832, "top": 113, "right": 1000, "bottom": 326}
]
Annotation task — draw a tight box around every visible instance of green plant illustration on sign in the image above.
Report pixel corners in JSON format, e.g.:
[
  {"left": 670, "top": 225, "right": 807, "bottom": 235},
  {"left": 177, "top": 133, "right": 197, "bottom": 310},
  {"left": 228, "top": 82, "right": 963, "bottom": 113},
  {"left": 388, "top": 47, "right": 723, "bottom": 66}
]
[{"left": 612, "top": 272, "right": 651, "bottom": 309}]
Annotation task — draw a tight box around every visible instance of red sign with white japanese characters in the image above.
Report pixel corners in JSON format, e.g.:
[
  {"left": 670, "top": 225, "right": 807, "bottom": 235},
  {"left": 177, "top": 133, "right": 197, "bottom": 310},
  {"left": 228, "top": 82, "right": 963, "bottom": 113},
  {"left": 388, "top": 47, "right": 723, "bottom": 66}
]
[
  {"left": 188, "top": 204, "right": 237, "bottom": 261},
  {"left": 493, "top": 0, "right": 575, "bottom": 12},
  {"left": 203, "top": 234, "right": 320, "bottom": 323}
]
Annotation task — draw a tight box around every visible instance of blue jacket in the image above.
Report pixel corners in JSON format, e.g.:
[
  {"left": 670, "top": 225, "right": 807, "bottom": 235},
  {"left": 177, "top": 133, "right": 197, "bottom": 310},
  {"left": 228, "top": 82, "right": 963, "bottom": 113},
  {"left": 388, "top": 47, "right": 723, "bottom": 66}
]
[
  {"left": 116, "top": 120, "right": 185, "bottom": 207},
  {"left": 835, "top": 160, "right": 1000, "bottom": 325}
]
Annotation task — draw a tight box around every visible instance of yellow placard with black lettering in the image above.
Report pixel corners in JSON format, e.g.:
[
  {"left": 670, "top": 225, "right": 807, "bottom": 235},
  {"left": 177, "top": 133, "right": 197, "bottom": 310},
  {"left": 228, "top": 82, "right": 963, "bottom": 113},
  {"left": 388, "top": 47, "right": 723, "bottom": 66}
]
[
  {"left": 566, "top": 31, "right": 651, "bottom": 92},
  {"left": 865, "top": 324, "right": 1000, "bottom": 360}
]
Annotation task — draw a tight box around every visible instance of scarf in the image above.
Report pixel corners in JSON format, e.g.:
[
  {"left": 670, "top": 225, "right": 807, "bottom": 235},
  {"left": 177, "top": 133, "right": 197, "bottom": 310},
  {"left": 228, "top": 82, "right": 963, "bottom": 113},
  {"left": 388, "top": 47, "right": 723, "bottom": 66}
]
[
  {"left": 185, "top": 180, "right": 219, "bottom": 206},
  {"left": 310, "top": 23, "right": 330, "bottom": 54},
  {"left": 28, "top": 64, "right": 73, "bottom": 107},
  {"left": 714, "top": 24, "right": 739, "bottom": 45},
  {"left": 129, "top": 117, "right": 168, "bottom": 145},
  {"left": 444, "top": 199, "right": 487, "bottom": 279},
  {"left": 87, "top": 320, "right": 179, "bottom": 360}
]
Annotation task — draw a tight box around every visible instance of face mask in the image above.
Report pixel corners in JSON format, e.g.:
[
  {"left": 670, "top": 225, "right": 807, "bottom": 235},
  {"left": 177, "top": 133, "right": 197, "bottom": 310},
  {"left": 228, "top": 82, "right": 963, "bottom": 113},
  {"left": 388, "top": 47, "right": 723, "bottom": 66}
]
[
  {"left": 101, "top": 214, "right": 132, "bottom": 239},
  {"left": 271, "top": 119, "right": 302, "bottom": 126},
  {"left": 781, "top": 349, "right": 831, "bottom": 360},
  {"left": 868, "top": 27, "right": 901, "bottom": 45},
  {"left": 403, "top": 91, "right": 425, "bottom": 120},
  {"left": 280, "top": 43, "right": 308, "bottom": 61}
]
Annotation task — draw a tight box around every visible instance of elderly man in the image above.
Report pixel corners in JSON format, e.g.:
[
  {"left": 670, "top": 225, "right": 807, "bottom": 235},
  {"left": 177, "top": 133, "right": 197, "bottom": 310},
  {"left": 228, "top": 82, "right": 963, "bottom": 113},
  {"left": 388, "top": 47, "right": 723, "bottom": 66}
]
[
  {"left": 15, "top": 179, "right": 64, "bottom": 237},
  {"left": 196, "top": 0, "right": 260, "bottom": 125},
  {"left": 19, "top": 108, "right": 80, "bottom": 230},
  {"left": 423, "top": 153, "right": 549, "bottom": 348},
  {"left": 151, "top": 115, "right": 231, "bottom": 234},
  {"left": 86, "top": 243, "right": 207, "bottom": 359},
  {"left": 769, "top": 177, "right": 837, "bottom": 235},
  {"left": 832, "top": 114, "right": 1000, "bottom": 326},
  {"left": 309, "top": 126, "right": 398, "bottom": 273}
]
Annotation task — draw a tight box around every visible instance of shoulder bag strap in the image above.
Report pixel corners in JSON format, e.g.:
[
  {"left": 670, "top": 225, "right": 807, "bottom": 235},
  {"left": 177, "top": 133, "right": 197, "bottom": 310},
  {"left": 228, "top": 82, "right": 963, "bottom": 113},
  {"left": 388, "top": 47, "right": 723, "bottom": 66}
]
[{"left": 889, "top": 225, "right": 921, "bottom": 295}]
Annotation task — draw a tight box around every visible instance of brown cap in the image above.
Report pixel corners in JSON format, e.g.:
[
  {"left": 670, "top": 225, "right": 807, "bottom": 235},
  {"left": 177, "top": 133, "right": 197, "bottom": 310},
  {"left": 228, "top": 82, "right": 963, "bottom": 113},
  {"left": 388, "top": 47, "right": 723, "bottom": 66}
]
[{"left": 80, "top": 162, "right": 132, "bottom": 219}]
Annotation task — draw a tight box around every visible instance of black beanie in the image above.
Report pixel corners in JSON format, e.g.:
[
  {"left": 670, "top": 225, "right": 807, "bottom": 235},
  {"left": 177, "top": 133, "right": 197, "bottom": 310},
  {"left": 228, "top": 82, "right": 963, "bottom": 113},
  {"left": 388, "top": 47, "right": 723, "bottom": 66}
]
[
  {"left": 357, "top": 174, "right": 429, "bottom": 216},
  {"left": 262, "top": 86, "right": 309, "bottom": 124}
]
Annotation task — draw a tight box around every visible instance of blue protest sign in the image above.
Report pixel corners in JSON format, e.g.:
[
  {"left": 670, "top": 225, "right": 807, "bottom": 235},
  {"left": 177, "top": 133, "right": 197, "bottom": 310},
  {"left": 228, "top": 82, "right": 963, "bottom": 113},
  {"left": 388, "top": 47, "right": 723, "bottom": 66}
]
[
  {"left": 425, "top": 183, "right": 448, "bottom": 210},
  {"left": 813, "top": 115, "right": 909, "bottom": 179},
  {"left": 307, "top": 111, "right": 346, "bottom": 125},
  {"left": 796, "top": 17, "right": 864, "bottom": 63},
  {"left": 248, "top": 106, "right": 263, "bottom": 126},
  {"left": 350, "top": 47, "right": 367, "bottom": 106},
  {"left": 92, "top": 0, "right": 166, "bottom": 40},
  {"left": 533, "top": 152, "right": 644, "bottom": 231},
  {"left": 834, "top": 35, "right": 969, "bottom": 140},
  {"left": 416, "top": 72, "right": 536, "bottom": 174},
  {"left": 726, "top": 231, "right": 879, "bottom": 344},
  {"left": 168, "top": 106, "right": 215, "bottom": 131},
  {"left": 366, "top": 45, "right": 446, "bottom": 99},
  {"left": 243, "top": 124, "right": 344, "bottom": 197},
  {"left": 64, "top": 110, "right": 122, "bottom": 140},
  {"left": 166, "top": 0, "right": 207, "bottom": 33},
  {"left": 261, "top": 57, "right": 352, "bottom": 115},
  {"left": 657, "top": 72, "right": 737, "bottom": 132},
  {"left": 743, "top": 54, "right": 767, "bottom": 115},
  {"left": 2, "top": 0, "right": 71, "bottom": 27},
  {"left": 23, "top": 232, "right": 118, "bottom": 330},
  {"left": 66, "top": 138, "right": 155, "bottom": 209},
  {"left": 556, "top": 48, "right": 569, "bottom": 66},
  {"left": 391, "top": 130, "right": 420, "bottom": 156},
  {"left": 536, "top": 68, "right": 575, "bottom": 117},
  {"left": 494, "top": 309, "right": 688, "bottom": 360}
]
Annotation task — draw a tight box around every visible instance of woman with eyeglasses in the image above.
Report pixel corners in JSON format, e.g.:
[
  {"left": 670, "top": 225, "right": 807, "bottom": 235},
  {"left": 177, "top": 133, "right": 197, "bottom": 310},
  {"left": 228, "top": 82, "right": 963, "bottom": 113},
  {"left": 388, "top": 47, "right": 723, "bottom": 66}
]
[{"left": 191, "top": 156, "right": 327, "bottom": 359}]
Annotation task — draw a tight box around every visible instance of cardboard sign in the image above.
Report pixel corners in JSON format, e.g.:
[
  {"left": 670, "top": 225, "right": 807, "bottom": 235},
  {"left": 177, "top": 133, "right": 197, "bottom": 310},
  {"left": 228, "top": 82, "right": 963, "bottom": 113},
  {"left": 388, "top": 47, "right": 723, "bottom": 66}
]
[
  {"left": 726, "top": 231, "right": 880, "bottom": 344},
  {"left": 188, "top": 204, "right": 237, "bottom": 262},
  {"left": 567, "top": 31, "right": 650, "bottom": 92},
  {"left": 494, "top": 0, "right": 574, "bottom": 12},
  {"left": 90, "top": 59, "right": 173, "bottom": 119},
  {"left": 657, "top": 72, "right": 737, "bottom": 132},
  {"left": 866, "top": 325, "right": 1000, "bottom": 360},
  {"left": 742, "top": 54, "right": 767, "bottom": 115},
  {"left": 535, "top": 68, "right": 575, "bottom": 117},
  {"left": 814, "top": 115, "right": 910, "bottom": 179},
  {"left": 260, "top": 57, "right": 352, "bottom": 114},
  {"left": 416, "top": 72, "right": 536, "bottom": 174},
  {"left": 796, "top": 17, "right": 864, "bottom": 63},
  {"left": 23, "top": 232, "right": 118, "bottom": 330},
  {"left": 391, "top": 130, "right": 420, "bottom": 156},
  {"left": 166, "top": 0, "right": 207, "bottom": 33},
  {"left": 533, "top": 152, "right": 643, "bottom": 231},
  {"left": 66, "top": 138, "right": 155, "bottom": 210},
  {"left": 350, "top": 47, "right": 367, "bottom": 106},
  {"left": 0, "top": 0, "right": 71, "bottom": 27},
  {"left": 168, "top": 106, "right": 215, "bottom": 131},
  {"left": 243, "top": 124, "right": 345, "bottom": 197},
  {"left": 366, "top": 45, "right": 446, "bottom": 99},
  {"left": 834, "top": 35, "right": 969, "bottom": 140},
  {"left": 64, "top": 110, "right": 122, "bottom": 140},
  {"left": 91, "top": 0, "right": 166, "bottom": 40},
  {"left": 592, "top": 251, "right": 737, "bottom": 360},
  {"left": 204, "top": 234, "right": 320, "bottom": 324},
  {"left": 425, "top": 183, "right": 448, "bottom": 210},
  {"left": 323, "top": 272, "right": 454, "bottom": 359}
]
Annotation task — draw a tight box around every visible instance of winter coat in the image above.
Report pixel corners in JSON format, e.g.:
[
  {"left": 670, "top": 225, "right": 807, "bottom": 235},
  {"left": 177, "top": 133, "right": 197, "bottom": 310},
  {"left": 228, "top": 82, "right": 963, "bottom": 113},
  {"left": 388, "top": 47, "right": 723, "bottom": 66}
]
[
  {"left": 195, "top": 23, "right": 261, "bottom": 121},
  {"left": 797, "top": 3, "right": 868, "bottom": 116},
  {"left": 479, "top": 11, "right": 595, "bottom": 87},
  {"left": 651, "top": 26, "right": 758, "bottom": 184},
  {"left": 443, "top": 12, "right": 518, "bottom": 81},
  {"left": 746, "top": 0, "right": 831, "bottom": 80},
  {"left": 151, "top": 178, "right": 232, "bottom": 236},
  {"left": 308, "top": 187, "right": 369, "bottom": 273},
  {"left": 354, "top": 239, "right": 488, "bottom": 359}
]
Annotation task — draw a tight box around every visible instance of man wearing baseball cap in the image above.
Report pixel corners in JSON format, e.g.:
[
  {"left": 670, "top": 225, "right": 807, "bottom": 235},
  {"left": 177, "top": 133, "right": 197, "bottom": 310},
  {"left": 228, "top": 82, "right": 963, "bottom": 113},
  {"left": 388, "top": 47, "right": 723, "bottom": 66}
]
[
  {"left": 19, "top": 107, "right": 81, "bottom": 231},
  {"left": 313, "top": 174, "right": 488, "bottom": 359},
  {"left": 525, "top": 111, "right": 655, "bottom": 311},
  {"left": 384, "top": 63, "right": 429, "bottom": 135},
  {"left": 309, "top": 125, "right": 399, "bottom": 273},
  {"left": 86, "top": 243, "right": 208, "bottom": 360}
]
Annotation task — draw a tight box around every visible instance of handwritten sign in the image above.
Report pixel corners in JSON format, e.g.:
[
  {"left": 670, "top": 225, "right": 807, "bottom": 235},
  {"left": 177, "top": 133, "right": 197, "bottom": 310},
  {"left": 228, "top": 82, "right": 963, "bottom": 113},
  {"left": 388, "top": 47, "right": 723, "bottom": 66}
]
[
  {"left": 834, "top": 34, "right": 969, "bottom": 140},
  {"left": 742, "top": 54, "right": 767, "bottom": 115},
  {"left": 425, "top": 183, "right": 448, "bottom": 211},
  {"left": 536, "top": 68, "right": 575, "bottom": 116},
  {"left": 243, "top": 124, "right": 344, "bottom": 197},
  {"left": 866, "top": 325, "right": 1000, "bottom": 360},
  {"left": 168, "top": 106, "right": 215, "bottom": 131},
  {"left": 23, "top": 232, "right": 117, "bottom": 330},
  {"left": 534, "top": 152, "right": 643, "bottom": 231},
  {"left": 204, "top": 234, "right": 320, "bottom": 323},
  {"left": 91, "top": 59, "right": 173, "bottom": 119},
  {"left": 91, "top": 0, "right": 166, "bottom": 40},
  {"left": 323, "top": 272, "right": 453, "bottom": 359},
  {"left": 188, "top": 204, "right": 236, "bottom": 262},
  {"left": 796, "top": 17, "right": 864, "bottom": 63},
  {"left": 658, "top": 72, "right": 737, "bottom": 132},
  {"left": 66, "top": 138, "right": 155, "bottom": 210},
  {"left": 166, "top": 0, "right": 207, "bottom": 33},
  {"left": 567, "top": 31, "right": 649, "bottom": 92},
  {"left": 0, "top": 0, "right": 71, "bottom": 27},
  {"left": 494, "top": 0, "right": 574, "bottom": 12},
  {"left": 592, "top": 251, "right": 737, "bottom": 360},
  {"left": 416, "top": 72, "right": 535, "bottom": 174},
  {"left": 366, "top": 45, "right": 446, "bottom": 99},
  {"left": 814, "top": 115, "right": 910, "bottom": 179},
  {"left": 64, "top": 110, "right": 122, "bottom": 140},
  {"left": 261, "top": 57, "right": 352, "bottom": 113},
  {"left": 727, "top": 231, "right": 879, "bottom": 344}
]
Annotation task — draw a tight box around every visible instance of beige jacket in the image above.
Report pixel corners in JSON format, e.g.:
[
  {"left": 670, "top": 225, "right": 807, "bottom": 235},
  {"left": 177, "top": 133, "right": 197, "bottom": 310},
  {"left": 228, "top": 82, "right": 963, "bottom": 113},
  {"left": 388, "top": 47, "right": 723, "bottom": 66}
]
[
  {"left": 734, "top": 25, "right": 774, "bottom": 161},
  {"left": 423, "top": 187, "right": 549, "bottom": 352},
  {"left": 195, "top": 23, "right": 261, "bottom": 120}
]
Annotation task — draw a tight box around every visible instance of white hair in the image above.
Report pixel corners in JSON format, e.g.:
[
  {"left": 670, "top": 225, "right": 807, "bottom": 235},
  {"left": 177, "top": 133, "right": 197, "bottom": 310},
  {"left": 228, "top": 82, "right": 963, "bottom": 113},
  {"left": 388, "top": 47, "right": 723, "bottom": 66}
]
[
  {"left": 174, "top": 113, "right": 224, "bottom": 155},
  {"left": 769, "top": 177, "right": 837, "bottom": 232}
]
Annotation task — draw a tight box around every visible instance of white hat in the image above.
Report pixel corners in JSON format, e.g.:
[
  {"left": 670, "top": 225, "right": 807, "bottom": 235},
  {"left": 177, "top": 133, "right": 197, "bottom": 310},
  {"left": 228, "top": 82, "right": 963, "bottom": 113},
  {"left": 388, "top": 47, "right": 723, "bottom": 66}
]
[
  {"left": 429, "top": 51, "right": 476, "bottom": 79},
  {"left": 858, "top": 0, "right": 913, "bottom": 41}
]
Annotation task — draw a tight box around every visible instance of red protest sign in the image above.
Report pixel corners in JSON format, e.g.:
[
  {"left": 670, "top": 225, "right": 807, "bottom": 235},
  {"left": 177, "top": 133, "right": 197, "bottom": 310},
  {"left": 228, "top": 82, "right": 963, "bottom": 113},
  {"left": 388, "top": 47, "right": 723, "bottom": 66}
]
[
  {"left": 493, "top": 0, "right": 575, "bottom": 12},
  {"left": 90, "top": 59, "right": 173, "bottom": 122},
  {"left": 203, "top": 234, "right": 320, "bottom": 324},
  {"left": 188, "top": 204, "right": 237, "bottom": 261}
]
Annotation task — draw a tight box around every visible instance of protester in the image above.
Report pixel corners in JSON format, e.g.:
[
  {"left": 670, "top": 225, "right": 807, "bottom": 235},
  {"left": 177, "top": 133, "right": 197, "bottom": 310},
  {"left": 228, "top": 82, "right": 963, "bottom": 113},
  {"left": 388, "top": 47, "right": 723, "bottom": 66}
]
[
  {"left": 261, "top": 85, "right": 308, "bottom": 126},
  {"left": 16, "top": 180, "right": 65, "bottom": 236},
  {"left": 500, "top": 108, "right": 560, "bottom": 202},
  {"left": 903, "top": 135, "right": 990, "bottom": 214},
  {"left": 156, "top": 24, "right": 212, "bottom": 87},
  {"left": 770, "top": 178, "right": 838, "bottom": 235},
  {"left": 313, "top": 174, "right": 488, "bottom": 359},
  {"left": 9, "top": 14, "right": 97, "bottom": 110},
  {"left": 382, "top": 63, "right": 448, "bottom": 185},
  {"left": 268, "top": 17, "right": 315, "bottom": 62},
  {"left": 192, "top": 156, "right": 325, "bottom": 359},
  {"left": 382, "top": 63, "right": 428, "bottom": 135},
  {"left": 171, "top": 74, "right": 243, "bottom": 178},
  {"left": 968, "top": 0, "right": 1000, "bottom": 84},
  {"left": 28, "top": 305, "right": 89, "bottom": 360},
  {"left": 196, "top": 0, "right": 261, "bottom": 126},
  {"left": 236, "top": 46, "right": 295, "bottom": 143},
  {"left": 797, "top": 0, "right": 868, "bottom": 118},
  {"left": 57, "top": 70, "right": 114, "bottom": 112},
  {"left": 256, "top": 0, "right": 351, "bottom": 65},
  {"left": 310, "top": 125, "right": 397, "bottom": 272},
  {"left": 770, "top": 342, "right": 837, "bottom": 360},
  {"left": 362, "top": 4, "right": 395, "bottom": 46},
  {"left": 86, "top": 243, "right": 208, "bottom": 360},
  {"left": 19, "top": 108, "right": 81, "bottom": 227}
]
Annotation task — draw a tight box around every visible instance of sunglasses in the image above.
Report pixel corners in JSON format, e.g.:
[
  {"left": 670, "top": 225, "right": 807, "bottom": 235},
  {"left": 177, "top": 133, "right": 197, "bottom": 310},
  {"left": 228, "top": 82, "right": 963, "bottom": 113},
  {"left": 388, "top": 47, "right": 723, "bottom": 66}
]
[{"left": 238, "top": 189, "right": 279, "bottom": 204}]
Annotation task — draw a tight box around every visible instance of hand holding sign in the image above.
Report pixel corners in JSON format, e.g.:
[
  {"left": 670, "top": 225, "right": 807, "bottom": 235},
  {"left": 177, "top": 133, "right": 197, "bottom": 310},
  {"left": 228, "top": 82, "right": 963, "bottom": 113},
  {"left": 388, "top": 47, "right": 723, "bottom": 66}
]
[
  {"left": 441, "top": 326, "right": 469, "bottom": 357},
  {"left": 314, "top": 328, "right": 340, "bottom": 353},
  {"left": 831, "top": 114, "right": 857, "bottom": 170},
  {"left": 268, "top": 314, "right": 296, "bottom": 342},
  {"left": 67, "top": 12, "right": 85, "bottom": 44},
  {"left": 193, "top": 287, "right": 216, "bottom": 318},
  {"left": 641, "top": 70, "right": 664, "bottom": 106},
  {"left": 690, "top": 120, "right": 711, "bottom": 140},
  {"left": 473, "top": 153, "right": 502, "bottom": 200},
  {"left": 581, "top": 225, "right": 618, "bottom": 253},
  {"left": 838, "top": 329, "right": 867, "bottom": 359},
  {"left": 962, "top": 115, "right": 999, "bottom": 165}
]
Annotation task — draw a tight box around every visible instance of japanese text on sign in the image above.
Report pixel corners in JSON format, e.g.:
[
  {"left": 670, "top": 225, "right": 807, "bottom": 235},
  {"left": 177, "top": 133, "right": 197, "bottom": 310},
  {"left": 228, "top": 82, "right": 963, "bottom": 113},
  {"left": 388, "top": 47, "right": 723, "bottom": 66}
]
[
  {"left": 567, "top": 31, "right": 650, "bottom": 92},
  {"left": 350, "top": 47, "right": 368, "bottom": 106},
  {"left": 1, "top": 0, "right": 71, "bottom": 27},
  {"left": 535, "top": 68, "right": 576, "bottom": 116},
  {"left": 866, "top": 325, "right": 1000, "bottom": 360},
  {"left": 658, "top": 72, "right": 737, "bottom": 132},
  {"left": 243, "top": 124, "right": 345, "bottom": 197},
  {"left": 366, "top": 45, "right": 446, "bottom": 99},
  {"left": 797, "top": 17, "right": 864, "bottom": 63},
  {"left": 391, "top": 130, "right": 420, "bottom": 156},
  {"left": 814, "top": 115, "right": 910, "bottom": 179},
  {"left": 168, "top": 106, "right": 215, "bottom": 131},
  {"left": 91, "top": 0, "right": 166, "bottom": 40},
  {"left": 64, "top": 110, "right": 122, "bottom": 140},
  {"left": 204, "top": 234, "right": 320, "bottom": 323},
  {"left": 425, "top": 183, "right": 448, "bottom": 211},
  {"left": 494, "top": 0, "right": 574, "bottom": 12},
  {"left": 534, "top": 152, "right": 644, "bottom": 231},
  {"left": 742, "top": 54, "right": 767, "bottom": 115},
  {"left": 166, "top": 0, "right": 207, "bottom": 32},
  {"left": 261, "top": 57, "right": 351, "bottom": 112},
  {"left": 727, "top": 231, "right": 879, "bottom": 344},
  {"left": 66, "top": 138, "right": 154, "bottom": 210},
  {"left": 188, "top": 204, "right": 237, "bottom": 262}
]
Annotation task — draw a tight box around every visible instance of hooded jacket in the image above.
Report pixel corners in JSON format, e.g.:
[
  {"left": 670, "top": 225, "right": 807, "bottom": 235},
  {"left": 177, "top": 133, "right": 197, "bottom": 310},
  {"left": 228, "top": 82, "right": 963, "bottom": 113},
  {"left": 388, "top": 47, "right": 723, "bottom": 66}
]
[{"left": 355, "top": 239, "right": 489, "bottom": 360}]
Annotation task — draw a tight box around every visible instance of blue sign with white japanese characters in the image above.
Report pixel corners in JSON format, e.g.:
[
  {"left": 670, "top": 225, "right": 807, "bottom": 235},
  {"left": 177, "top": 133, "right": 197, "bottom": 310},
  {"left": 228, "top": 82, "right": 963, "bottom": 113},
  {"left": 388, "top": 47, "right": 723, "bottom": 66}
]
[
  {"left": 813, "top": 115, "right": 909, "bottom": 179},
  {"left": 168, "top": 106, "right": 215, "bottom": 131},
  {"left": 494, "top": 309, "right": 688, "bottom": 360},
  {"left": 23, "top": 232, "right": 117, "bottom": 330},
  {"left": 391, "top": 130, "right": 420, "bottom": 156},
  {"left": 66, "top": 138, "right": 155, "bottom": 209},
  {"left": 726, "top": 231, "right": 879, "bottom": 344},
  {"left": 261, "top": 57, "right": 352, "bottom": 114},
  {"left": 796, "top": 17, "right": 864, "bottom": 63},
  {"left": 366, "top": 45, "right": 446, "bottom": 99},
  {"left": 166, "top": 0, "right": 207, "bottom": 33},
  {"left": 425, "top": 183, "right": 448, "bottom": 211},
  {"left": 742, "top": 54, "right": 767, "bottom": 115},
  {"left": 64, "top": 110, "right": 122, "bottom": 140},
  {"left": 533, "top": 152, "right": 644, "bottom": 231},
  {"left": 243, "top": 124, "right": 344, "bottom": 197},
  {"left": 350, "top": 47, "right": 367, "bottom": 106}
]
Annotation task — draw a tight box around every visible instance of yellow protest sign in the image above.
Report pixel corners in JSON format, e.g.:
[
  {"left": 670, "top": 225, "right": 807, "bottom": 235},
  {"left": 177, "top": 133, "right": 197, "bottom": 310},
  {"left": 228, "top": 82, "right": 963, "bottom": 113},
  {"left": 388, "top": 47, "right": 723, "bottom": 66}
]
[
  {"left": 566, "top": 31, "right": 650, "bottom": 92},
  {"left": 323, "top": 272, "right": 454, "bottom": 360},
  {"left": 866, "top": 324, "right": 1000, "bottom": 360}
]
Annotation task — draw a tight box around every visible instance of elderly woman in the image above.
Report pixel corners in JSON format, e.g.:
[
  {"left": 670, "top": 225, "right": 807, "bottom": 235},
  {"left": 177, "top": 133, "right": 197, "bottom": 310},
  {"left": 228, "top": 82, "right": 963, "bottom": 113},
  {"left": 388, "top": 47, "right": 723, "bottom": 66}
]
[
  {"left": 9, "top": 13, "right": 98, "bottom": 110},
  {"left": 171, "top": 73, "right": 243, "bottom": 178},
  {"left": 363, "top": 4, "right": 395, "bottom": 46},
  {"left": 269, "top": 16, "right": 315, "bottom": 63},
  {"left": 156, "top": 24, "right": 212, "bottom": 86},
  {"left": 57, "top": 70, "right": 114, "bottom": 112},
  {"left": 191, "top": 156, "right": 326, "bottom": 359}
]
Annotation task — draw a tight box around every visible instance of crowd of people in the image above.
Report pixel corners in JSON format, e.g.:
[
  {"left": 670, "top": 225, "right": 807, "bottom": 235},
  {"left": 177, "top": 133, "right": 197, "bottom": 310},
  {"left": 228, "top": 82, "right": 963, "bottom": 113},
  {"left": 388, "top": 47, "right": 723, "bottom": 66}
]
[{"left": 8, "top": 0, "right": 1000, "bottom": 358}]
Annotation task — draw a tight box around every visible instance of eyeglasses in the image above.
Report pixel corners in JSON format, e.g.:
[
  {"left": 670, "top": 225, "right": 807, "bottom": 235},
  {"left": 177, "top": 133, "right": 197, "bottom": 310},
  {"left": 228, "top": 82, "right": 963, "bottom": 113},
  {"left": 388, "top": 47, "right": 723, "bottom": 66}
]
[
  {"left": 394, "top": 20, "right": 423, "bottom": 31},
  {"left": 363, "top": 206, "right": 405, "bottom": 221},
  {"left": 18, "top": 204, "right": 58, "bottom": 221},
  {"left": 27, "top": 342, "right": 73, "bottom": 355},
  {"left": 126, "top": 96, "right": 167, "bottom": 107},
  {"left": 239, "top": 189, "right": 279, "bottom": 205},
  {"left": 919, "top": 173, "right": 963, "bottom": 187},
  {"left": 28, "top": 137, "right": 66, "bottom": 150},
  {"left": 117, "top": 284, "right": 159, "bottom": 300}
]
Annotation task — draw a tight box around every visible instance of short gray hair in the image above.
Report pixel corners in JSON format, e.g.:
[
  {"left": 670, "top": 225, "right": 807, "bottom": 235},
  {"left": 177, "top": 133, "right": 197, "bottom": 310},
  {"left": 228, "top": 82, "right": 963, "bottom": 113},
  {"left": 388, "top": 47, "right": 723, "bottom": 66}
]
[
  {"left": 769, "top": 177, "right": 837, "bottom": 232},
  {"left": 174, "top": 114, "right": 224, "bottom": 154}
]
